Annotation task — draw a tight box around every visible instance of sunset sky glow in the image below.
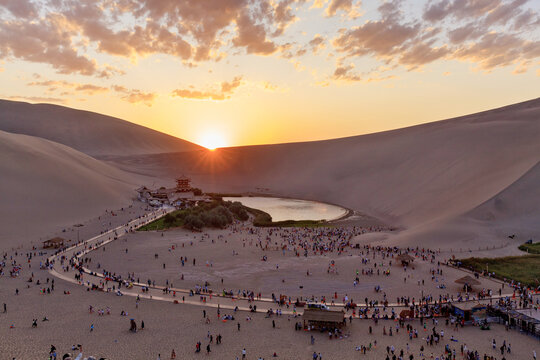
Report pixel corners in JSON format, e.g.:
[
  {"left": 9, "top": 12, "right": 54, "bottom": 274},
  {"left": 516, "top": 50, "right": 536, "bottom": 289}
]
[{"left": 0, "top": 0, "right": 539, "bottom": 148}]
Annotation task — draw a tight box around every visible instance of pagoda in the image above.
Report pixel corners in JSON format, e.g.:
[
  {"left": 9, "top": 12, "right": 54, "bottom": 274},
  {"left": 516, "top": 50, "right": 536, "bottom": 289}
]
[{"left": 175, "top": 176, "right": 191, "bottom": 192}]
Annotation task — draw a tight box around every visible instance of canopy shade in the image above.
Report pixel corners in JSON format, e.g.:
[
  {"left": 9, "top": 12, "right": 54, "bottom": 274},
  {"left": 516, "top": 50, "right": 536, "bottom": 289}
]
[{"left": 455, "top": 275, "right": 481, "bottom": 285}]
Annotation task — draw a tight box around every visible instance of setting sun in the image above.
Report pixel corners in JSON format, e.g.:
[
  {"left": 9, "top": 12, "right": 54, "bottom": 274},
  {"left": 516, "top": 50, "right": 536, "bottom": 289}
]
[{"left": 197, "top": 132, "right": 228, "bottom": 150}]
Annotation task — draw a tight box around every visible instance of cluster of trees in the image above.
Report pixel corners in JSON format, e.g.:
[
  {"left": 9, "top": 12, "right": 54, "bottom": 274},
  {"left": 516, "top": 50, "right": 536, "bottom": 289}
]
[
  {"left": 163, "top": 200, "right": 250, "bottom": 231},
  {"left": 252, "top": 212, "right": 272, "bottom": 226}
]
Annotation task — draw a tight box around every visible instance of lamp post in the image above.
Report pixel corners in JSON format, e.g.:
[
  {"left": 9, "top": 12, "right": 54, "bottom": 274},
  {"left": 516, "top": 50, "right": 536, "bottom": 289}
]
[{"left": 74, "top": 224, "right": 84, "bottom": 244}]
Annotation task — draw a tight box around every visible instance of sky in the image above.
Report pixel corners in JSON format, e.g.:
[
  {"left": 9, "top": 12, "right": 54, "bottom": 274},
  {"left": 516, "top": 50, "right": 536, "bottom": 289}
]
[{"left": 0, "top": 0, "right": 539, "bottom": 149}]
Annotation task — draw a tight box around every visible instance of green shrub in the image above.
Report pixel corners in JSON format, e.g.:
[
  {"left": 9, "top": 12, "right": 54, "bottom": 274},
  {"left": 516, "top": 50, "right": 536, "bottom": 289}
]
[
  {"left": 163, "top": 213, "right": 175, "bottom": 224},
  {"left": 184, "top": 214, "right": 204, "bottom": 230},
  {"left": 228, "top": 202, "right": 249, "bottom": 221}
]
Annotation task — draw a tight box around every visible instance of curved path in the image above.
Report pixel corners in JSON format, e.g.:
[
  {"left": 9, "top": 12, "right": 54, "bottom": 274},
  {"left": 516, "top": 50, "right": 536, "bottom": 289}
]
[{"left": 47, "top": 207, "right": 521, "bottom": 317}]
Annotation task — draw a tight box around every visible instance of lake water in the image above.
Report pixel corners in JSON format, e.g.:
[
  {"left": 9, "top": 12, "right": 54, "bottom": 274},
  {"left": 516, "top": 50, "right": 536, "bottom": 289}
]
[{"left": 223, "top": 197, "right": 348, "bottom": 222}]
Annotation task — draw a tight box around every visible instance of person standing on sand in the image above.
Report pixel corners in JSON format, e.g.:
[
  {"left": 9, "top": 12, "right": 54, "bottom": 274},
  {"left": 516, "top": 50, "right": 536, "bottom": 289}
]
[
  {"left": 170, "top": 349, "right": 176, "bottom": 359},
  {"left": 3, "top": 303, "right": 6, "bottom": 313}
]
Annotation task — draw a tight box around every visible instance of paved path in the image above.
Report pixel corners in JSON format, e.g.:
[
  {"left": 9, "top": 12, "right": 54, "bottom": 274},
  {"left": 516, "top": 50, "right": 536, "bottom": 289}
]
[{"left": 47, "top": 207, "right": 523, "bottom": 317}]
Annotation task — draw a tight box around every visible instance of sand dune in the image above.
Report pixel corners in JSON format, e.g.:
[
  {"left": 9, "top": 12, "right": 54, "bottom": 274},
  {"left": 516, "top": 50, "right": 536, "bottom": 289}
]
[
  {"left": 0, "top": 130, "right": 142, "bottom": 250},
  {"left": 0, "top": 99, "right": 203, "bottom": 156},
  {"left": 467, "top": 160, "right": 540, "bottom": 225},
  {"left": 1, "top": 98, "right": 538, "bottom": 251},
  {"left": 105, "top": 98, "right": 540, "bottom": 235}
]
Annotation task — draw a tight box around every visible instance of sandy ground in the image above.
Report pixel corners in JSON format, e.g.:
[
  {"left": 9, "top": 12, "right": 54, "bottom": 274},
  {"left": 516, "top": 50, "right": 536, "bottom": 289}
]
[
  {"left": 1, "top": 208, "right": 539, "bottom": 359},
  {"left": 85, "top": 226, "right": 508, "bottom": 303},
  {"left": 2, "top": 278, "right": 539, "bottom": 360},
  {"left": 0, "top": 99, "right": 539, "bottom": 359}
]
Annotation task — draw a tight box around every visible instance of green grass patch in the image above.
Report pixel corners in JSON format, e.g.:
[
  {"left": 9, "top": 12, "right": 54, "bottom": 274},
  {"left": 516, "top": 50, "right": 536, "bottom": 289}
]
[
  {"left": 207, "top": 193, "right": 244, "bottom": 199},
  {"left": 518, "top": 242, "right": 540, "bottom": 254},
  {"left": 458, "top": 255, "right": 540, "bottom": 286},
  {"left": 138, "top": 210, "right": 185, "bottom": 231}
]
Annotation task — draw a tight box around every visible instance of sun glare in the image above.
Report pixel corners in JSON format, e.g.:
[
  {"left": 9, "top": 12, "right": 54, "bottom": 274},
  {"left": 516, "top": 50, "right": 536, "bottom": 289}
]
[{"left": 198, "top": 132, "right": 227, "bottom": 150}]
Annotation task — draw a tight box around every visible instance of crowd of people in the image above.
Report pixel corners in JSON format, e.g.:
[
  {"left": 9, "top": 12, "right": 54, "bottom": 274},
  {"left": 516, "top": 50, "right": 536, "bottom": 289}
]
[{"left": 2, "top": 204, "right": 539, "bottom": 360}]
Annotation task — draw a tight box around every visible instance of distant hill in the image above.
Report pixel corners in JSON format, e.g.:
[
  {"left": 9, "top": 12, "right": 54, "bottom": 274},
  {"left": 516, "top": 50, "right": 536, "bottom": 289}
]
[{"left": 0, "top": 99, "right": 203, "bottom": 156}]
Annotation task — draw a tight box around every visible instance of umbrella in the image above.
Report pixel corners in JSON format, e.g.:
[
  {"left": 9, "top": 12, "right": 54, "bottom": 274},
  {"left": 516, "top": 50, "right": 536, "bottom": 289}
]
[
  {"left": 399, "top": 309, "right": 414, "bottom": 319},
  {"left": 455, "top": 275, "right": 481, "bottom": 286}
]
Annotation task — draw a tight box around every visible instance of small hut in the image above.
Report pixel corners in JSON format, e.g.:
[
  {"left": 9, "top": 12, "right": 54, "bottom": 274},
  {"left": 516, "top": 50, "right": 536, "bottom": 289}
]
[
  {"left": 451, "top": 302, "right": 486, "bottom": 321},
  {"left": 303, "top": 309, "right": 345, "bottom": 330},
  {"left": 396, "top": 253, "right": 415, "bottom": 265},
  {"left": 513, "top": 309, "right": 540, "bottom": 336},
  {"left": 43, "top": 237, "right": 65, "bottom": 249},
  {"left": 455, "top": 275, "right": 481, "bottom": 290}
]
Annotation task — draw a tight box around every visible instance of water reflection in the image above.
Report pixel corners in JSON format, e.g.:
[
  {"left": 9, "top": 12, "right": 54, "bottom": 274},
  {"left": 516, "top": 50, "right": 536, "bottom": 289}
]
[{"left": 223, "top": 197, "right": 347, "bottom": 222}]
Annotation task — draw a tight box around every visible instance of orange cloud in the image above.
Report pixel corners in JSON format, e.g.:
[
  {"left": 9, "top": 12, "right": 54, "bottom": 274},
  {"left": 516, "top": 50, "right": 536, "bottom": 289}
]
[
  {"left": 0, "top": 0, "right": 537, "bottom": 82},
  {"left": 331, "top": 0, "right": 539, "bottom": 77},
  {"left": 171, "top": 76, "right": 243, "bottom": 100},
  {"left": 423, "top": 0, "right": 500, "bottom": 22},
  {"left": 233, "top": 13, "right": 277, "bottom": 55},
  {"left": 112, "top": 85, "right": 156, "bottom": 106},
  {"left": 333, "top": 64, "right": 361, "bottom": 81},
  {"left": 453, "top": 33, "right": 540, "bottom": 71},
  {"left": 0, "top": 15, "right": 98, "bottom": 76},
  {"left": 309, "top": 35, "right": 326, "bottom": 54},
  {"left": 0, "top": 0, "right": 36, "bottom": 18},
  {"left": 399, "top": 43, "right": 450, "bottom": 69},
  {"left": 326, "top": 0, "right": 360, "bottom": 18},
  {"left": 28, "top": 80, "right": 109, "bottom": 95}
]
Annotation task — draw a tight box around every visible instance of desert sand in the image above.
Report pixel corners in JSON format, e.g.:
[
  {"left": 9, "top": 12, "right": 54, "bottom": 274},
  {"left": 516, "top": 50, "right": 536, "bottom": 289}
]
[
  {"left": 100, "top": 98, "right": 540, "bottom": 249},
  {"left": 0, "top": 98, "right": 539, "bottom": 359},
  {"left": 0, "top": 130, "right": 145, "bottom": 251}
]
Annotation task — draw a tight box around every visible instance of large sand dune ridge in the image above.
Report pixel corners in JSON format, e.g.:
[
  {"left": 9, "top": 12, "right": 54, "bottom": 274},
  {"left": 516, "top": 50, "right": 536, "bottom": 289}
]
[
  {"left": 106, "top": 98, "right": 540, "bottom": 229},
  {"left": 0, "top": 98, "right": 538, "bottom": 251},
  {"left": 0, "top": 130, "right": 141, "bottom": 250},
  {"left": 0, "top": 99, "right": 203, "bottom": 156}
]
